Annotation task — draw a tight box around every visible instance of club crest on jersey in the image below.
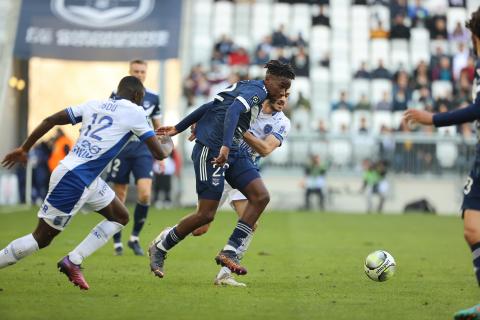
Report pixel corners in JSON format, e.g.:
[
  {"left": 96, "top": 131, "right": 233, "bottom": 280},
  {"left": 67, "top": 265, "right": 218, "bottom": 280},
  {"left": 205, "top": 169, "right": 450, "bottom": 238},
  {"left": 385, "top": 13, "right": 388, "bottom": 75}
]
[
  {"left": 143, "top": 101, "right": 151, "bottom": 109},
  {"left": 263, "top": 124, "right": 273, "bottom": 134},
  {"left": 51, "top": 0, "right": 155, "bottom": 28}
]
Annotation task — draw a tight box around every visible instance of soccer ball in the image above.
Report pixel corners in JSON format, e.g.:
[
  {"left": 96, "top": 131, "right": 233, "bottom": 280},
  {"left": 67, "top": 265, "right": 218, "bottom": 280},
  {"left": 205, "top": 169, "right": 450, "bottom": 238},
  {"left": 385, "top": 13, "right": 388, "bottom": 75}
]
[{"left": 364, "top": 250, "right": 396, "bottom": 282}]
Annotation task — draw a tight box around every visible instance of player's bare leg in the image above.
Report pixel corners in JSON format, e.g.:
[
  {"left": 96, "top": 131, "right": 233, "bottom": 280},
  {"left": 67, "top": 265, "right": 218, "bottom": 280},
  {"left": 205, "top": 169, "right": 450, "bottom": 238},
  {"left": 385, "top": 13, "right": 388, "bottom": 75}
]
[
  {"left": 216, "top": 178, "right": 269, "bottom": 276},
  {"left": 149, "top": 199, "right": 220, "bottom": 278},
  {"left": 126, "top": 178, "right": 152, "bottom": 256},
  {"left": 454, "top": 210, "right": 480, "bottom": 319},
  {"left": 112, "top": 183, "right": 128, "bottom": 255},
  {"left": 58, "top": 196, "right": 129, "bottom": 290}
]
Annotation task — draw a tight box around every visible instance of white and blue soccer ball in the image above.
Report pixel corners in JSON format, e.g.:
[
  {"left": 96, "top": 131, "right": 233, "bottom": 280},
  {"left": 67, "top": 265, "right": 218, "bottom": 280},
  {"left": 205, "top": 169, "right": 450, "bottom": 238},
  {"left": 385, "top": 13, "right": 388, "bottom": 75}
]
[{"left": 364, "top": 250, "right": 396, "bottom": 282}]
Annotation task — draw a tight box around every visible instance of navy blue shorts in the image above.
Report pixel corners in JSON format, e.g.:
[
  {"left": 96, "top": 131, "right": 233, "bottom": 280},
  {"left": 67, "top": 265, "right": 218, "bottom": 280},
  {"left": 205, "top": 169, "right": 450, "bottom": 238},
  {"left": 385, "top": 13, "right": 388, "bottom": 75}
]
[
  {"left": 192, "top": 142, "right": 260, "bottom": 201},
  {"left": 462, "top": 162, "right": 480, "bottom": 216},
  {"left": 106, "top": 141, "right": 153, "bottom": 184}
]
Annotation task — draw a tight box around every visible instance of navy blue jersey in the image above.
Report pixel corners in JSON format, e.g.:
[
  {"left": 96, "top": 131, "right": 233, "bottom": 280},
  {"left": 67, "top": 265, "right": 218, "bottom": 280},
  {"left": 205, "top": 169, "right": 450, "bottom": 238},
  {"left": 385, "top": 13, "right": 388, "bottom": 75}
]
[
  {"left": 111, "top": 88, "right": 161, "bottom": 121},
  {"left": 195, "top": 80, "right": 268, "bottom": 152}
]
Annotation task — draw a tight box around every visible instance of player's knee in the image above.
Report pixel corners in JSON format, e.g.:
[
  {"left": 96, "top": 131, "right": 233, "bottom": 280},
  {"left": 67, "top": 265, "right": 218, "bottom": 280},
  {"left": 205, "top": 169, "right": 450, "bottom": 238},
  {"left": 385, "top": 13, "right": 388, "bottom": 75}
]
[
  {"left": 33, "top": 233, "right": 53, "bottom": 249},
  {"left": 251, "top": 190, "right": 270, "bottom": 208},
  {"left": 113, "top": 208, "right": 130, "bottom": 226},
  {"left": 464, "top": 224, "right": 480, "bottom": 245},
  {"left": 137, "top": 191, "right": 151, "bottom": 205}
]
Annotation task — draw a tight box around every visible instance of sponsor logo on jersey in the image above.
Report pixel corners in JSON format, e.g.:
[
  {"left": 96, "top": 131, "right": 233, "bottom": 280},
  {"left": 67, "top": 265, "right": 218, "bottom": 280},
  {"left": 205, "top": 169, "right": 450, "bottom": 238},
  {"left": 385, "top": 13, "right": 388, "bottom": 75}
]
[
  {"left": 51, "top": 0, "right": 155, "bottom": 28},
  {"left": 72, "top": 139, "right": 102, "bottom": 159},
  {"left": 263, "top": 124, "right": 273, "bottom": 134},
  {"left": 252, "top": 95, "right": 260, "bottom": 104}
]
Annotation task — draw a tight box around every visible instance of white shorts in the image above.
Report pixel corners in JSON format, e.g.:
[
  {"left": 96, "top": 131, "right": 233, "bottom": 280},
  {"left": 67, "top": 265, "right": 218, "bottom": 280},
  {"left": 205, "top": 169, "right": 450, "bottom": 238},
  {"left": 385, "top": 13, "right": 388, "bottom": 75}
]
[
  {"left": 38, "top": 164, "right": 115, "bottom": 231},
  {"left": 219, "top": 182, "right": 247, "bottom": 209}
]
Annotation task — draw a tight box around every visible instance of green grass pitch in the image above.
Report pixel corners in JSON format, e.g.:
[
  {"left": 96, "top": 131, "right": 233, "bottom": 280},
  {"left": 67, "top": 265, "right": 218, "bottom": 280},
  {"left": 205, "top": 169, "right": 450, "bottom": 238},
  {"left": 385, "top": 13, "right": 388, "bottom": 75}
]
[{"left": 0, "top": 208, "right": 477, "bottom": 320}]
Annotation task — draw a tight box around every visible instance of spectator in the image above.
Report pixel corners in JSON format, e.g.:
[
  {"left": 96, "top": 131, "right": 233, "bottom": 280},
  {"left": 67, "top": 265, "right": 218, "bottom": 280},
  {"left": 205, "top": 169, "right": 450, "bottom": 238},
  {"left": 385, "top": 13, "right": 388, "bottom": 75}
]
[
  {"left": 214, "top": 35, "right": 234, "bottom": 59},
  {"left": 317, "top": 119, "right": 328, "bottom": 134},
  {"left": 291, "top": 47, "right": 310, "bottom": 77},
  {"left": 389, "top": 14, "right": 410, "bottom": 39},
  {"left": 408, "top": 0, "right": 429, "bottom": 27},
  {"left": 370, "top": 20, "right": 389, "bottom": 39},
  {"left": 371, "top": 59, "right": 391, "bottom": 79},
  {"left": 296, "top": 92, "right": 312, "bottom": 110},
  {"left": 353, "top": 0, "right": 367, "bottom": 4},
  {"left": 431, "top": 56, "right": 453, "bottom": 81},
  {"left": 303, "top": 155, "right": 327, "bottom": 211},
  {"left": 449, "top": 21, "right": 470, "bottom": 44},
  {"left": 360, "top": 159, "right": 384, "bottom": 213},
  {"left": 455, "top": 70, "right": 472, "bottom": 105},
  {"left": 358, "top": 117, "right": 369, "bottom": 134},
  {"left": 413, "top": 60, "right": 431, "bottom": 89},
  {"left": 461, "top": 55, "right": 476, "bottom": 83},
  {"left": 254, "top": 48, "right": 270, "bottom": 66},
  {"left": 48, "top": 129, "right": 73, "bottom": 173},
  {"left": 390, "top": 0, "right": 407, "bottom": 19},
  {"left": 434, "top": 96, "right": 453, "bottom": 112},
  {"left": 411, "top": 86, "right": 434, "bottom": 110},
  {"left": 228, "top": 47, "right": 250, "bottom": 66},
  {"left": 331, "top": 91, "right": 353, "bottom": 111},
  {"left": 312, "top": 5, "right": 330, "bottom": 27},
  {"left": 153, "top": 154, "right": 176, "bottom": 209},
  {"left": 31, "top": 141, "right": 51, "bottom": 204},
  {"left": 254, "top": 36, "right": 273, "bottom": 65},
  {"left": 453, "top": 42, "right": 469, "bottom": 81},
  {"left": 429, "top": 15, "right": 448, "bottom": 40},
  {"left": 211, "top": 49, "right": 225, "bottom": 66},
  {"left": 375, "top": 91, "right": 392, "bottom": 111},
  {"left": 355, "top": 94, "right": 372, "bottom": 111},
  {"left": 430, "top": 46, "right": 448, "bottom": 72},
  {"left": 275, "top": 48, "right": 291, "bottom": 64},
  {"left": 392, "top": 87, "right": 409, "bottom": 111},
  {"left": 319, "top": 52, "right": 330, "bottom": 68},
  {"left": 354, "top": 61, "right": 371, "bottom": 79},
  {"left": 272, "top": 24, "right": 290, "bottom": 48},
  {"left": 291, "top": 32, "right": 308, "bottom": 48}
]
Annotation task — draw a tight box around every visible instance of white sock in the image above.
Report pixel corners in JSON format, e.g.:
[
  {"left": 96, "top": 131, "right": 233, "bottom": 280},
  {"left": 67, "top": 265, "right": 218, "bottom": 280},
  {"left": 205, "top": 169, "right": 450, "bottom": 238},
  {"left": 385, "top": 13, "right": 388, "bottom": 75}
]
[
  {"left": 129, "top": 235, "right": 139, "bottom": 242},
  {"left": 69, "top": 220, "right": 123, "bottom": 265},
  {"left": 0, "top": 234, "right": 39, "bottom": 268},
  {"left": 113, "top": 243, "right": 123, "bottom": 249},
  {"left": 237, "top": 232, "right": 254, "bottom": 260},
  {"left": 216, "top": 266, "right": 232, "bottom": 279},
  {"left": 223, "top": 244, "right": 237, "bottom": 252}
]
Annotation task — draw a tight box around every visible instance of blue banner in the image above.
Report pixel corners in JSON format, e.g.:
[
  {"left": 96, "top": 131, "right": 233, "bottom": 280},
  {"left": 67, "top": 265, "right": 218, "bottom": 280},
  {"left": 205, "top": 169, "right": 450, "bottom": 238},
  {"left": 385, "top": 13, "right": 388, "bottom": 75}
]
[{"left": 14, "top": 0, "right": 182, "bottom": 61}]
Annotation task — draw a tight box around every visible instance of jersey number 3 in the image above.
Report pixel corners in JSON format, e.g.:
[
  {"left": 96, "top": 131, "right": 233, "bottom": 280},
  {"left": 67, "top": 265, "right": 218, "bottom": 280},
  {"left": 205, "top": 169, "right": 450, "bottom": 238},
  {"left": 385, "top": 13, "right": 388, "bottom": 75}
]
[{"left": 84, "top": 113, "right": 113, "bottom": 141}]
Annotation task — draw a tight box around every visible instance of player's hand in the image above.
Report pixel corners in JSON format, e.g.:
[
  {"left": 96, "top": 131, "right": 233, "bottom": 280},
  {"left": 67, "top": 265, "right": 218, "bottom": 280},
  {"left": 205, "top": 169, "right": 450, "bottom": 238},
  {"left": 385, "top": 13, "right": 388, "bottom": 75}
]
[
  {"left": 1, "top": 147, "right": 28, "bottom": 169},
  {"left": 156, "top": 126, "right": 178, "bottom": 137},
  {"left": 403, "top": 109, "right": 434, "bottom": 126},
  {"left": 212, "top": 146, "right": 229, "bottom": 167},
  {"left": 187, "top": 123, "right": 197, "bottom": 142}
]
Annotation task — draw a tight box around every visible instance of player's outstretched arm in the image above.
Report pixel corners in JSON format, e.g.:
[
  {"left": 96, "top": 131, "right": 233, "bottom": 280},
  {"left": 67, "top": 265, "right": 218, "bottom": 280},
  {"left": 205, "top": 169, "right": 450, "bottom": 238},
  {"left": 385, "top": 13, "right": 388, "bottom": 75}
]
[
  {"left": 144, "top": 135, "right": 174, "bottom": 160},
  {"left": 170, "top": 102, "right": 215, "bottom": 135},
  {"left": 243, "top": 132, "right": 281, "bottom": 157},
  {"left": 1, "top": 110, "right": 71, "bottom": 169},
  {"left": 404, "top": 102, "right": 480, "bottom": 127}
]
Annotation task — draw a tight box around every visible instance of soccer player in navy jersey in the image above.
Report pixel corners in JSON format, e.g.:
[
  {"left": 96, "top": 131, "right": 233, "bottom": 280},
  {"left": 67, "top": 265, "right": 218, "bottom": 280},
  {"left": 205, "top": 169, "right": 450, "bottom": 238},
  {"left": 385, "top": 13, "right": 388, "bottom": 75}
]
[
  {"left": 107, "top": 60, "right": 162, "bottom": 256},
  {"left": 148, "top": 60, "right": 295, "bottom": 278},
  {"left": 404, "top": 8, "right": 480, "bottom": 319}
]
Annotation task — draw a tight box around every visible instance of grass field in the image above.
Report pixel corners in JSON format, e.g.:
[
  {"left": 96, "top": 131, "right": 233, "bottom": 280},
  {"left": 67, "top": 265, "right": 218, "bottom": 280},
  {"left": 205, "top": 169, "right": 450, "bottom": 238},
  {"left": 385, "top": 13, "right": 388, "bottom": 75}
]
[{"left": 0, "top": 208, "right": 478, "bottom": 320}]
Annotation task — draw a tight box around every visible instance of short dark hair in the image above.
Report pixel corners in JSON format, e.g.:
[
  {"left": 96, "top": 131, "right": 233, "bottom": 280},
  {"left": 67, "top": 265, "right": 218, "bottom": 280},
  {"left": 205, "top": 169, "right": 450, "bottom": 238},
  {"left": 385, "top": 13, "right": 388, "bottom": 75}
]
[
  {"left": 129, "top": 59, "right": 147, "bottom": 66},
  {"left": 264, "top": 60, "right": 296, "bottom": 80},
  {"left": 117, "top": 76, "right": 144, "bottom": 101},
  {"left": 466, "top": 7, "right": 480, "bottom": 37}
]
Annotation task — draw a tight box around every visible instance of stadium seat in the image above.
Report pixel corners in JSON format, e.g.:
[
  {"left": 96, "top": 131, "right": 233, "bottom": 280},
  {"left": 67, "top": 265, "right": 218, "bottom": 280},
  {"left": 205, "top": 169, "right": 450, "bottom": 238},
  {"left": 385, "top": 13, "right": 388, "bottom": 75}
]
[
  {"left": 251, "top": 2, "right": 272, "bottom": 42},
  {"left": 310, "top": 26, "right": 330, "bottom": 64},
  {"left": 268, "top": 140, "right": 290, "bottom": 165},
  {"left": 447, "top": 7, "right": 467, "bottom": 33},
  {"left": 410, "top": 28, "right": 431, "bottom": 65},
  {"left": 392, "top": 111, "right": 404, "bottom": 131},
  {"left": 351, "top": 79, "right": 371, "bottom": 104},
  {"left": 352, "top": 110, "right": 372, "bottom": 133},
  {"left": 249, "top": 65, "right": 264, "bottom": 79},
  {"left": 309, "top": 140, "right": 329, "bottom": 159},
  {"left": 436, "top": 142, "right": 458, "bottom": 168},
  {"left": 370, "top": 39, "right": 390, "bottom": 68},
  {"left": 372, "top": 111, "right": 393, "bottom": 134},
  {"left": 212, "top": 1, "right": 233, "bottom": 38},
  {"left": 352, "top": 135, "right": 376, "bottom": 162},
  {"left": 437, "top": 126, "right": 457, "bottom": 136},
  {"left": 290, "top": 140, "right": 310, "bottom": 164},
  {"left": 191, "top": 36, "right": 213, "bottom": 65},
  {"left": 390, "top": 39, "right": 410, "bottom": 71},
  {"left": 468, "top": 0, "right": 480, "bottom": 14},
  {"left": 369, "top": 5, "right": 390, "bottom": 30},
  {"left": 291, "top": 3, "right": 311, "bottom": 40},
  {"left": 330, "top": 110, "right": 352, "bottom": 134},
  {"left": 370, "top": 79, "right": 392, "bottom": 104},
  {"left": 290, "top": 76, "right": 311, "bottom": 102},
  {"left": 431, "top": 80, "right": 453, "bottom": 99},
  {"left": 233, "top": 2, "right": 251, "bottom": 49},
  {"left": 292, "top": 108, "right": 311, "bottom": 133},
  {"left": 192, "top": 0, "right": 212, "bottom": 36},
  {"left": 350, "top": 42, "right": 369, "bottom": 72},
  {"left": 272, "top": 2, "right": 291, "bottom": 30},
  {"left": 328, "top": 138, "right": 353, "bottom": 167},
  {"left": 330, "top": 5, "right": 350, "bottom": 32},
  {"left": 431, "top": 40, "right": 450, "bottom": 56}
]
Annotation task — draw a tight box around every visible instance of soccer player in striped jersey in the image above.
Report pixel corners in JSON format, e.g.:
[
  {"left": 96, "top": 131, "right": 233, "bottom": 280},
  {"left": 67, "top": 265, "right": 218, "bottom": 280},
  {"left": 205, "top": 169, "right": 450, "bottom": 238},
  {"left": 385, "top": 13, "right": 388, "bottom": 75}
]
[
  {"left": 404, "top": 7, "right": 480, "bottom": 319},
  {"left": 0, "top": 76, "right": 173, "bottom": 290}
]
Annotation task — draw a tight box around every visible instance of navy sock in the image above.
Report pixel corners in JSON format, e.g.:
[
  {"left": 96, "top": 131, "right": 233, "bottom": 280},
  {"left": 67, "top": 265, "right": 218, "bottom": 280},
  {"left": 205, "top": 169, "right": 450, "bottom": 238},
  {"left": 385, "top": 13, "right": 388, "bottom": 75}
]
[
  {"left": 471, "top": 242, "right": 480, "bottom": 285},
  {"left": 227, "top": 220, "right": 253, "bottom": 250},
  {"left": 132, "top": 203, "right": 149, "bottom": 237},
  {"left": 160, "top": 227, "right": 185, "bottom": 251},
  {"left": 113, "top": 231, "right": 122, "bottom": 244}
]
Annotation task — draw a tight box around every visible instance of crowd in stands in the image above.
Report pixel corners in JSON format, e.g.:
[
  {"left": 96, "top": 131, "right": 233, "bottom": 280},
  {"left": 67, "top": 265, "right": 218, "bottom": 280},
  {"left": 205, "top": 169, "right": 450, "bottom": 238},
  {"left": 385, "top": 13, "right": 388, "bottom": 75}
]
[{"left": 184, "top": 0, "right": 477, "bottom": 140}]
